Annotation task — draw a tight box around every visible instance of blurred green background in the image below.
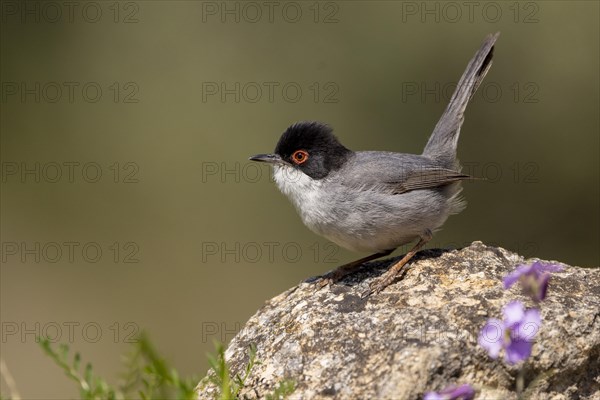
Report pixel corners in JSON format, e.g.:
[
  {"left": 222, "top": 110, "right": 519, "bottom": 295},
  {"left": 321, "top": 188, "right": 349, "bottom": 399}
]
[{"left": 1, "top": 1, "right": 598, "bottom": 398}]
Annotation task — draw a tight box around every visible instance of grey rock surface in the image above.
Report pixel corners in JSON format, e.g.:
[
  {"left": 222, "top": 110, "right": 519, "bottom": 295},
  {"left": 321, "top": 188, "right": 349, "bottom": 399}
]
[{"left": 197, "top": 242, "right": 600, "bottom": 400}]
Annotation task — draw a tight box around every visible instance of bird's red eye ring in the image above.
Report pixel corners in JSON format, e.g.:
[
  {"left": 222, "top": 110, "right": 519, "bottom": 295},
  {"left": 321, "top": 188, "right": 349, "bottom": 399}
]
[{"left": 291, "top": 150, "right": 309, "bottom": 165}]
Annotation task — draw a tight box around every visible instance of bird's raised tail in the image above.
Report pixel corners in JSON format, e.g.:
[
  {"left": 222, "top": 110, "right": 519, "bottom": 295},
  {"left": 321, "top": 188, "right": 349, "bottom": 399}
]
[{"left": 422, "top": 32, "right": 499, "bottom": 168}]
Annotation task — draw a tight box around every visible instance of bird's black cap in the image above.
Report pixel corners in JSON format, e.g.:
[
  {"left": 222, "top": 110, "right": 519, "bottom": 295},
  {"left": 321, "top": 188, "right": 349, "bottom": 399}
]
[
  {"left": 272, "top": 121, "right": 353, "bottom": 179},
  {"left": 250, "top": 121, "right": 353, "bottom": 179}
]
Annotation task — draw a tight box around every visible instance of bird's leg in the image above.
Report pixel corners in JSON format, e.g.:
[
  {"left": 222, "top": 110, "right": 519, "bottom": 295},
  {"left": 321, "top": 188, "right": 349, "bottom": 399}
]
[
  {"left": 362, "top": 230, "right": 433, "bottom": 298},
  {"left": 312, "top": 249, "right": 395, "bottom": 289}
]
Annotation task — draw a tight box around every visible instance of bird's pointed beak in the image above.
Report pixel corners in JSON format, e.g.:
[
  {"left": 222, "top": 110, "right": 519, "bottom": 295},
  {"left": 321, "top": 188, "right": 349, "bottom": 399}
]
[{"left": 249, "top": 153, "right": 286, "bottom": 165}]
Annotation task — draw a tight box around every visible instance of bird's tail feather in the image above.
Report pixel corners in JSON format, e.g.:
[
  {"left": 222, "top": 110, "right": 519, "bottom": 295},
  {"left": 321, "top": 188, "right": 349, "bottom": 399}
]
[{"left": 422, "top": 32, "right": 499, "bottom": 168}]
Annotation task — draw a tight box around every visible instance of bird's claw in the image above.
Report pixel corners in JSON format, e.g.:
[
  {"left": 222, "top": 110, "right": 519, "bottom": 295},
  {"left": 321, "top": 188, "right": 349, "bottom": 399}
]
[
  {"left": 315, "top": 277, "right": 333, "bottom": 290},
  {"left": 360, "top": 278, "right": 386, "bottom": 298},
  {"left": 304, "top": 273, "right": 335, "bottom": 291}
]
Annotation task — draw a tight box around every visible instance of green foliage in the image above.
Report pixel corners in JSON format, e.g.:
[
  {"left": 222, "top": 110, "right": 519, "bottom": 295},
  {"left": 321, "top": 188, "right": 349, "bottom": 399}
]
[
  {"left": 38, "top": 333, "right": 198, "bottom": 400},
  {"left": 34, "top": 335, "right": 295, "bottom": 400},
  {"left": 201, "top": 341, "right": 256, "bottom": 399},
  {"left": 119, "top": 332, "right": 198, "bottom": 399},
  {"left": 199, "top": 341, "right": 296, "bottom": 400},
  {"left": 39, "top": 338, "right": 118, "bottom": 400},
  {"left": 0, "top": 333, "right": 296, "bottom": 400}
]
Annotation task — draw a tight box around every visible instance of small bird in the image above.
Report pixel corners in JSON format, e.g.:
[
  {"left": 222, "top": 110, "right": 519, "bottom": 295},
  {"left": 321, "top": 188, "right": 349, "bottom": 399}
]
[{"left": 250, "top": 33, "right": 499, "bottom": 297}]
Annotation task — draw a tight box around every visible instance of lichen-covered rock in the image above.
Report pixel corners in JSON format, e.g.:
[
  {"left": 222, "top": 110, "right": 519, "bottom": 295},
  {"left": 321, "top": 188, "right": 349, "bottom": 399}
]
[{"left": 197, "top": 242, "right": 600, "bottom": 399}]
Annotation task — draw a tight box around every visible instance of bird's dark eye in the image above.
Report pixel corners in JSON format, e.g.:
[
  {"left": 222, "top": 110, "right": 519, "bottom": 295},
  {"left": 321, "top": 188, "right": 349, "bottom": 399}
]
[{"left": 291, "top": 150, "right": 309, "bottom": 165}]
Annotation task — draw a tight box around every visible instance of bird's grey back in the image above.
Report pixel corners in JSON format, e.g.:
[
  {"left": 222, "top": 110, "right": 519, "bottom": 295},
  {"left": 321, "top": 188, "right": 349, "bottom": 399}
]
[
  {"left": 338, "top": 151, "right": 469, "bottom": 196},
  {"left": 340, "top": 152, "right": 439, "bottom": 185}
]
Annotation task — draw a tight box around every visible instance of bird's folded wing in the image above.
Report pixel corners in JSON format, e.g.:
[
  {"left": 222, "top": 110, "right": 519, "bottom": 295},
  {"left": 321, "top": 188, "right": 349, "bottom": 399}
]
[
  {"left": 338, "top": 152, "right": 472, "bottom": 195},
  {"left": 385, "top": 168, "right": 471, "bottom": 194}
]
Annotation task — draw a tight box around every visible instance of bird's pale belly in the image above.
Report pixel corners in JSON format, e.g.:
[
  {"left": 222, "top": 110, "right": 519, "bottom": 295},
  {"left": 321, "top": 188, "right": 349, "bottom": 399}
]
[
  {"left": 294, "top": 185, "right": 450, "bottom": 253},
  {"left": 273, "top": 165, "right": 457, "bottom": 253},
  {"left": 301, "top": 206, "right": 426, "bottom": 253}
]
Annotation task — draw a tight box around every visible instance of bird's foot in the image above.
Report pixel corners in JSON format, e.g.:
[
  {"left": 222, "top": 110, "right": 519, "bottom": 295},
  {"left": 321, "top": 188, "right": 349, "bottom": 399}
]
[
  {"left": 361, "top": 233, "right": 430, "bottom": 298},
  {"left": 360, "top": 262, "right": 412, "bottom": 298},
  {"left": 307, "top": 250, "right": 396, "bottom": 292},
  {"left": 315, "top": 277, "right": 334, "bottom": 290},
  {"left": 361, "top": 275, "right": 393, "bottom": 298},
  {"left": 304, "top": 271, "right": 337, "bottom": 291}
]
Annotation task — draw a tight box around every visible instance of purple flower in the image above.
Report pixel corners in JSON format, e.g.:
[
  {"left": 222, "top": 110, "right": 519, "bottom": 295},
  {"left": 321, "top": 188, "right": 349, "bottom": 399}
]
[
  {"left": 504, "top": 261, "right": 564, "bottom": 302},
  {"left": 424, "top": 384, "right": 475, "bottom": 400},
  {"left": 478, "top": 301, "right": 541, "bottom": 364}
]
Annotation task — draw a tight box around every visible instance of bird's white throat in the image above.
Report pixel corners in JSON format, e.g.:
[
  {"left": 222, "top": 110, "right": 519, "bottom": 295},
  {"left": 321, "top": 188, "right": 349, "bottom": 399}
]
[{"left": 272, "top": 164, "right": 325, "bottom": 213}]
